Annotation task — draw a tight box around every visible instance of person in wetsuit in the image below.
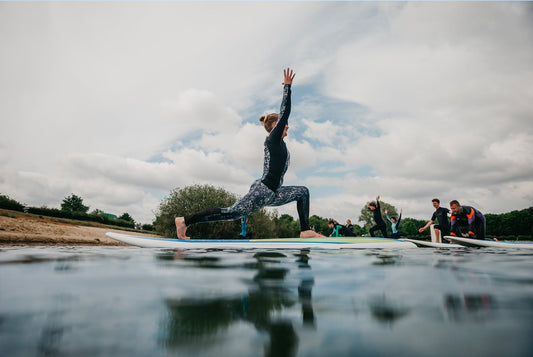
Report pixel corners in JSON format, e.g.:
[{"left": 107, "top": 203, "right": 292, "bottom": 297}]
[
  {"left": 385, "top": 208, "right": 402, "bottom": 239},
  {"left": 449, "top": 200, "right": 486, "bottom": 239},
  {"left": 366, "top": 196, "right": 388, "bottom": 238},
  {"left": 418, "top": 198, "right": 450, "bottom": 243},
  {"left": 346, "top": 219, "right": 355, "bottom": 234},
  {"left": 328, "top": 220, "right": 357, "bottom": 237},
  {"left": 174, "top": 68, "right": 323, "bottom": 239}
]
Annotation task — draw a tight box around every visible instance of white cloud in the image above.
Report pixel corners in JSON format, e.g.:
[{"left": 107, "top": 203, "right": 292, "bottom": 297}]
[{"left": 1, "top": 2, "right": 532, "bottom": 227}]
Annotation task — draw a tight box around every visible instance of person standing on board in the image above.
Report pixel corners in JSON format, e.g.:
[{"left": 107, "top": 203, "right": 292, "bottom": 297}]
[
  {"left": 418, "top": 198, "right": 450, "bottom": 243},
  {"left": 385, "top": 208, "right": 402, "bottom": 239},
  {"left": 366, "top": 196, "right": 388, "bottom": 238},
  {"left": 449, "top": 200, "right": 486, "bottom": 240},
  {"left": 175, "top": 68, "right": 323, "bottom": 239}
]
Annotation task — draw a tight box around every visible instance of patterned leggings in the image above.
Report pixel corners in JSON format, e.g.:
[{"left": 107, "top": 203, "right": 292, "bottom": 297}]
[{"left": 184, "top": 180, "right": 311, "bottom": 231}]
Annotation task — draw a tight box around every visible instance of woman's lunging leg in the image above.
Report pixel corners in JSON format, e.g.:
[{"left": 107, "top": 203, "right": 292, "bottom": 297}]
[
  {"left": 269, "top": 186, "right": 322, "bottom": 237},
  {"left": 175, "top": 182, "right": 274, "bottom": 239}
]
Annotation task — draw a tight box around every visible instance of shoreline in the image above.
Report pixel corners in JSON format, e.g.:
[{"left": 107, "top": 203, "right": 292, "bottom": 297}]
[{"left": 0, "top": 209, "right": 162, "bottom": 246}]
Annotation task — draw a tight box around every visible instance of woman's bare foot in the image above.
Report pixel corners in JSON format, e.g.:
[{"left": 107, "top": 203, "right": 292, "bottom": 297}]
[
  {"left": 175, "top": 217, "right": 190, "bottom": 239},
  {"left": 300, "top": 230, "right": 324, "bottom": 238}
]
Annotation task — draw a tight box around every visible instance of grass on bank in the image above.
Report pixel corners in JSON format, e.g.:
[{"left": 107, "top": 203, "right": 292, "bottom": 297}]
[{"left": 0, "top": 208, "right": 161, "bottom": 235}]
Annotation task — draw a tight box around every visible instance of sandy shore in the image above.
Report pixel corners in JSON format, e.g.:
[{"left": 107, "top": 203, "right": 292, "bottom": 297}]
[{"left": 0, "top": 210, "right": 161, "bottom": 246}]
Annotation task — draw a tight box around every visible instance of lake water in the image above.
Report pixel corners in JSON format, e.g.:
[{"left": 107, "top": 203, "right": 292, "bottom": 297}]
[{"left": 1, "top": 245, "right": 532, "bottom": 357}]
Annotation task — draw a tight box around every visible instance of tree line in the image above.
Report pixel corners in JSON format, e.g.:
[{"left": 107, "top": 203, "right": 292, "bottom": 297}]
[
  {"left": 0, "top": 193, "right": 153, "bottom": 231},
  {"left": 153, "top": 184, "right": 533, "bottom": 240},
  {"left": 4, "top": 187, "right": 531, "bottom": 240}
]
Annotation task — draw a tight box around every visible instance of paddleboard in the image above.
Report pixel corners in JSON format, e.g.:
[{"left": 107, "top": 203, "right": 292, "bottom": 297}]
[
  {"left": 444, "top": 236, "right": 533, "bottom": 249},
  {"left": 402, "top": 238, "right": 463, "bottom": 248},
  {"left": 106, "top": 232, "right": 417, "bottom": 249}
]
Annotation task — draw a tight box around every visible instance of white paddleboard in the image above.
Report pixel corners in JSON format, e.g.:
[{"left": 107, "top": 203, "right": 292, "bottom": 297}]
[
  {"left": 106, "top": 232, "right": 417, "bottom": 249},
  {"left": 444, "top": 236, "right": 533, "bottom": 249},
  {"left": 402, "top": 238, "right": 463, "bottom": 248}
]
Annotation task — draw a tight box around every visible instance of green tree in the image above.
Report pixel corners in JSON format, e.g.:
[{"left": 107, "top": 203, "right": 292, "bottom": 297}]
[
  {"left": 154, "top": 184, "right": 240, "bottom": 239},
  {"left": 486, "top": 207, "right": 533, "bottom": 239},
  {"left": 0, "top": 194, "right": 25, "bottom": 212},
  {"left": 247, "top": 208, "right": 276, "bottom": 239},
  {"left": 400, "top": 217, "right": 429, "bottom": 239},
  {"left": 274, "top": 213, "right": 300, "bottom": 238},
  {"left": 119, "top": 212, "right": 134, "bottom": 222},
  {"left": 61, "top": 194, "right": 89, "bottom": 213},
  {"left": 310, "top": 215, "right": 329, "bottom": 236}
]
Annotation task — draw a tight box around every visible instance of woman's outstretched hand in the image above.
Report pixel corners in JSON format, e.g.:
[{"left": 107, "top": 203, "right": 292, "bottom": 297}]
[{"left": 283, "top": 67, "right": 295, "bottom": 85}]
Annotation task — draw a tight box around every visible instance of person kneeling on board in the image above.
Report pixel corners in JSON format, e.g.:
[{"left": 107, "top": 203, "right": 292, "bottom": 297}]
[
  {"left": 449, "top": 200, "right": 486, "bottom": 240},
  {"left": 328, "top": 220, "right": 357, "bottom": 237},
  {"left": 385, "top": 208, "right": 402, "bottom": 239},
  {"left": 366, "top": 196, "right": 388, "bottom": 238}
]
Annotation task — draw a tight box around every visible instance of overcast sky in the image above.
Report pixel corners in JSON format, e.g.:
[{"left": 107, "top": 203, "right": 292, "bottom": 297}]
[{"left": 1, "top": 1, "right": 532, "bottom": 226}]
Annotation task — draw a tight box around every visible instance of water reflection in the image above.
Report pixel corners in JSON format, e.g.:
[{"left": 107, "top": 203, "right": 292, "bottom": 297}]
[
  {"left": 368, "top": 295, "right": 410, "bottom": 326},
  {"left": 367, "top": 252, "right": 403, "bottom": 266},
  {"left": 161, "top": 250, "right": 314, "bottom": 357},
  {"left": 444, "top": 294, "right": 496, "bottom": 322},
  {"left": 295, "top": 250, "right": 315, "bottom": 328},
  {"left": 37, "top": 311, "right": 65, "bottom": 356}
]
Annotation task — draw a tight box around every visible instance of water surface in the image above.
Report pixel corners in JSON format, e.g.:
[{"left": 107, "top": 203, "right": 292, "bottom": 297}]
[{"left": 1, "top": 246, "right": 532, "bottom": 356}]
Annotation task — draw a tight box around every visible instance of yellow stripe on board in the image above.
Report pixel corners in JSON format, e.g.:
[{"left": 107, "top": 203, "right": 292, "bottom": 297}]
[{"left": 251, "top": 237, "right": 396, "bottom": 244}]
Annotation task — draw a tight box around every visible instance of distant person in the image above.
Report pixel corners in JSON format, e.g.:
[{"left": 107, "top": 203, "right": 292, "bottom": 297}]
[
  {"left": 239, "top": 216, "right": 248, "bottom": 239},
  {"left": 385, "top": 208, "right": 402, "bottom": 239},
  {"left": 346, "top": 219, "right": 355, "bottom": 234},
  {"left": 328, "top": 220, "right": 357, "bottom": 237},
  {"left": 449, "top": 200, "right": 486, "bottom": 240},
  {"left": 366, "top": 196, "right": 387, "bottom": 238},
  {"left": 418, "top": 198, "right": 451, "bottom": 243},
  {"left": 174, "top": 68, "right": 323, "bottom": 239}
]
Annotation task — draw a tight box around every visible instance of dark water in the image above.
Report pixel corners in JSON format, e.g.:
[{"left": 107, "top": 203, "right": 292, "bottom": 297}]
[{"left": 0, "top": 245, "right": 532, "bottom": 357}]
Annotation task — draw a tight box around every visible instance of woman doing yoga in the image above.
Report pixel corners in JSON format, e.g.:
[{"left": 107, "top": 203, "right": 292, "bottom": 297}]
[{"left": 174, "top": 68, "right": 323, "bottom": 239}]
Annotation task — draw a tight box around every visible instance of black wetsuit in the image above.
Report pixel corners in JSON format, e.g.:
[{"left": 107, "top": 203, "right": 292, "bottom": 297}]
[
  {"left": 331, "top": 224, "right": 357, "bottom": 237},
  {"left": 431, "top": 207, "right": 450, "bottom": 236},
  {"left": 346, "top": 224, "right": 355, "bottom": 235},
  {"left": 450, "top": 205, "right": 486, "bottom": 239},
  {"left": 184, "top": 84, "right": 311, "bottom": 232},
  {"left": 369, "top": 201, "right": 387, "bottom": 238}
]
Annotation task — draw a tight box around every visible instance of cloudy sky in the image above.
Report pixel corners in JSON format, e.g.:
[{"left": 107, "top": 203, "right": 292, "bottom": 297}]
[{"left": 1, "top": 1, "right": 532, "bottom": 226}]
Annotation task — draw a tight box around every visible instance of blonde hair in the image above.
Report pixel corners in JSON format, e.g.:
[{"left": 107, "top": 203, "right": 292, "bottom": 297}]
[{"left": 259, "top": 113, "right": 279, "bottom": 133}]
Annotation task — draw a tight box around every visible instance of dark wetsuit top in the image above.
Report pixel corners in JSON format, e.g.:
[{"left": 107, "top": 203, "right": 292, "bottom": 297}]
[
  {"left": 431, "top": 207, "right": 450, "bottom": 233},
  {"left": 261, "top": 84, "right": 291, "bottom": 192},
  {"left": 372, "top": 201, "right": 386, "bottom": 226},
  {"left": 368, "top": 201, "right": 387, "bottom": 237},
  {"left": 450, "top": 205, "right": 486, "bottom": 238},
  {"left": 331, "top": 224, "right": 357, "bottom": 237}
]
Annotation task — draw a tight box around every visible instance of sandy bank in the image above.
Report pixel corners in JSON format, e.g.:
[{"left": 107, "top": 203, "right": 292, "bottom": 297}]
[{"left": 0, "top": 210, "right": 161, "bottom": 246}]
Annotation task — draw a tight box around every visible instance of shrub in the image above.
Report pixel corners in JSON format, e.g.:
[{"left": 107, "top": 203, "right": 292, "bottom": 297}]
[
  {"left": 0, "top": 194, "right": 25, "bottom": 212},
  {"left": 154, "top": 184, "right": 240, "bottom": 239}
]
